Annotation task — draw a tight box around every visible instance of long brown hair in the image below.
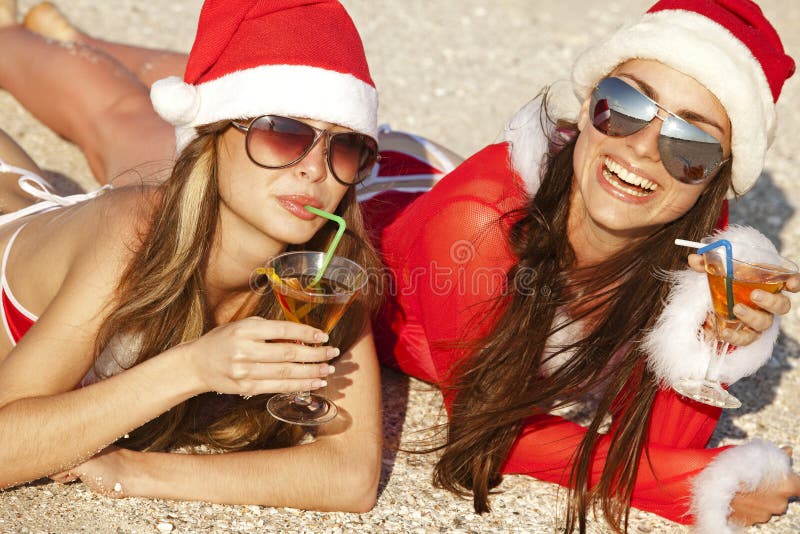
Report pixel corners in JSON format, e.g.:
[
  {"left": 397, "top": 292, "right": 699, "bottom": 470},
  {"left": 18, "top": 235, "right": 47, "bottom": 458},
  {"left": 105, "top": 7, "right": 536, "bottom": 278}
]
[
  {"left": 93, "top": 121, "right": 381, "bottom": 452},
  {"left": 431, "top": 95, "right": 732, "bottom": 532}
]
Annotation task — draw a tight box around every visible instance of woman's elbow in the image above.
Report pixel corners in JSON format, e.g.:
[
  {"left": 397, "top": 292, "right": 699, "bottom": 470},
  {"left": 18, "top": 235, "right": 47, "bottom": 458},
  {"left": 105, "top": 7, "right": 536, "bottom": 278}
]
[
  {"left": 337, "top": 464, "right": 380, "bottom": 513},
  {"left": 333, "top": 443, "right": 381, "bottom": 512}
]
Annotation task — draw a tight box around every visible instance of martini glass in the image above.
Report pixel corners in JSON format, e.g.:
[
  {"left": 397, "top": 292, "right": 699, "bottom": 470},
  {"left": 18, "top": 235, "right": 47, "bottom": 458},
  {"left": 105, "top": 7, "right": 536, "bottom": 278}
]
[
  {"left": 265, "top": 251, "right": 367, "bottom": 425},
  {"left": 673, "top": 238, "right": 797, "bottom": 408}
]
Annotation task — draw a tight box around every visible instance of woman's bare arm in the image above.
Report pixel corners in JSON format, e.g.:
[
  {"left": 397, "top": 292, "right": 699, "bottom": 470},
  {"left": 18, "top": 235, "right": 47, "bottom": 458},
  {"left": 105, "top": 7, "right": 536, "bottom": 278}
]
[
  {"left": 0, "top": 196, "right": 336, "bottom": 489},
  {"left": 63, "top": 329, "right": 383, "bottom": 512}
]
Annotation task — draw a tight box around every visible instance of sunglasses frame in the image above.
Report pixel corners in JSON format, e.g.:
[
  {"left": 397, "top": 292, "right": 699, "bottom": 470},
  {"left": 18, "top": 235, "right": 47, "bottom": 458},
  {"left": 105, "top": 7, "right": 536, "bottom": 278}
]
[
  {"left": 590, "top": 77, "right": 730, "bottom": 185},
  {"left": 230, "top": 115, "right": 379, "bottom": 186}
]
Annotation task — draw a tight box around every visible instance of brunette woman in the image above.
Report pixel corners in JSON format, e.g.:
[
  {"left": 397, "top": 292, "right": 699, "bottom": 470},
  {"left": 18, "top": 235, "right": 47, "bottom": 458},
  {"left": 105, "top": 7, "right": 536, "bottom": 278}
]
[
  {"left": 0, "top": 0, "right": 382, "bottom": 511},
  {"left": 361, "top": 0, "right": 800, "bottom": 531}
]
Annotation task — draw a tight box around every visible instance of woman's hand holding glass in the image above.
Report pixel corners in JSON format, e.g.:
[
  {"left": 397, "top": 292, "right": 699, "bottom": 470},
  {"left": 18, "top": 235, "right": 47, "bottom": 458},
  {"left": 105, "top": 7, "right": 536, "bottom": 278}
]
[
  {"left": 181, "top": 316, "right": 338, "bottom": 396},
  {"left": 687, "top": 253, "right": 799, "bottom": 346}
]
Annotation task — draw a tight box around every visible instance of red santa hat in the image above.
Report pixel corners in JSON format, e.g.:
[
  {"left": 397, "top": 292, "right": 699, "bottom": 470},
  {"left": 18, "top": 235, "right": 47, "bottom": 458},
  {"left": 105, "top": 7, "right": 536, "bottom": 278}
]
[
  {"left": 571, "top": 0, "right": 795, "bottom": 196},
  {"left": 150, "top": 0, "right": 378, "bottom": 152}
]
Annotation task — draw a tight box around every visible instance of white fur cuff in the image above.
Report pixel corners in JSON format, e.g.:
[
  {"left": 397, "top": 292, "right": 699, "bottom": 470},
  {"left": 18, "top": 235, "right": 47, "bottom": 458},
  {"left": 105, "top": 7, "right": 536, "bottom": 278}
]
[
  {"left": 644, "top": 226, "right": 782, "bottom": 389},
  {"left": 690, "top": 439, "right": 791, "bottom": 533}
]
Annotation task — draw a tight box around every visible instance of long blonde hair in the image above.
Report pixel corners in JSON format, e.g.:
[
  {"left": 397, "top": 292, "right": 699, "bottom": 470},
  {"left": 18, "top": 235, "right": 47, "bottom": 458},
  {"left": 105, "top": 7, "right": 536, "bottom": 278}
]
[{"left": 93, "top": 121, "right": 381, "bottom": 452}]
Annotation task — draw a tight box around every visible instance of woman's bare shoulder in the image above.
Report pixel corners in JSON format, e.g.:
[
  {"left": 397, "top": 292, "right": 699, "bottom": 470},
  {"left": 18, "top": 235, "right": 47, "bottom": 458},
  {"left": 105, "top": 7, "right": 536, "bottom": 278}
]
[
  {"left": 3, "top": 185, "right": 164, "bottom": 316},
  {"left": 66, "top": 185, "right": 163, "bottom": 272},
  {"left": 34, "top": 185, "right": 161, "bottom": 261},
  {"left": 88, "top": 184, "right": 162, "bottom": 240}
]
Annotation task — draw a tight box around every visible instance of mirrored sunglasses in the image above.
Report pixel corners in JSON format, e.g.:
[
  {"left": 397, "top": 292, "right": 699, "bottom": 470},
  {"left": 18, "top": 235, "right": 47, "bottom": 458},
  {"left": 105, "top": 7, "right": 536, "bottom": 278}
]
[
  {"left": 231, "top": 115, "right": 379, "bottom": 185},
  {"left": 590, "top": 77, "right": 729, "bottom": 184}
]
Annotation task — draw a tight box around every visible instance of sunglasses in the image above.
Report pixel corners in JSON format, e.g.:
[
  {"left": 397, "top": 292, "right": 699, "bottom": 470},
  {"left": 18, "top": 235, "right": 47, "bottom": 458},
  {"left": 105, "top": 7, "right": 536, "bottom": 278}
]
[
  {"left": 231, "top": 115, "right": 379, "bottom": 186},
  {"left": 590, "top": 77, "right": 729, "bottom": 184}
]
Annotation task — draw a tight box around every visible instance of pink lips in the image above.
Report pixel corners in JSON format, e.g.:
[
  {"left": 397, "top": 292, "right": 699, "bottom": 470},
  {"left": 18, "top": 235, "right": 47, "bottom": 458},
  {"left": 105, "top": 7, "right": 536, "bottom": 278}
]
[{"left": 276, "top": 195, "right": 324, "bottom": 221}]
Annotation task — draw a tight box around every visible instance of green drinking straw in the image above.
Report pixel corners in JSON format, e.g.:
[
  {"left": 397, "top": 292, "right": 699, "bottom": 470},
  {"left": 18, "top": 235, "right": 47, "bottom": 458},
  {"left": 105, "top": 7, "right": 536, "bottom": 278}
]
[
  {"left": 697, "top": 239, "right": 736, "bottom": 320},
  {"left": 305, "top": 205, "right": 346, "bottom": 286}
]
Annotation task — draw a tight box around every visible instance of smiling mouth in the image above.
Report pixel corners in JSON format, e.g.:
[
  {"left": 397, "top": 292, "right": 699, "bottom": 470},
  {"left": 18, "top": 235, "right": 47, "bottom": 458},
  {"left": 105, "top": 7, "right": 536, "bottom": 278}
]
[{"left": 602, "top": 157, "right": 658, "bottom": 197}]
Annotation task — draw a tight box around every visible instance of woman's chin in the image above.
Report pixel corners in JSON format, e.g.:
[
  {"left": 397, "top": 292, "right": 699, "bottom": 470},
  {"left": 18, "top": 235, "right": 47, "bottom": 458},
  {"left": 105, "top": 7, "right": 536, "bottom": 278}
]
[
  {"left": 581, "top": 208, "right": 660, "bottom": 240},
  {"left": 275, "top": 230, "right": 319, "bottom": 248}
]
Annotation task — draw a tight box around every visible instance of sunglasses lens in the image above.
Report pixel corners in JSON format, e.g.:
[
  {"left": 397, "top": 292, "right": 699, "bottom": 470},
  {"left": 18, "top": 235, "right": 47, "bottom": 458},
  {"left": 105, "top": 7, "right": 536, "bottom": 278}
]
[
  {"left": 246, "top": 116, "right": 316, "bottom": 167},
  {"left": 591, "top": 77, "right": 726, "bottom": 184},
  {"left": 658, "top": 126, "right": 725, "bottom": 184},
  {"left": 243, "top": 116, "right": 378, "bottom": 185},
  {"left": 591, "top": 77, "right": 657, "bottom": 137},
  {"left": 330, "top": 133, "right": 379, "bottom": 184}
]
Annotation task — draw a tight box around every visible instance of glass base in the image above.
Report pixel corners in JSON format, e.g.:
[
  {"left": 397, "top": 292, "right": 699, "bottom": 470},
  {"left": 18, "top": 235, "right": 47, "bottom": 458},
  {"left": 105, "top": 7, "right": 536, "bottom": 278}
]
[
  {"left": 267, "top": 393, "right": 338, "bottom": 426},
  {"left": 673, "top": 378, "right": 741, "bottom": 409}
]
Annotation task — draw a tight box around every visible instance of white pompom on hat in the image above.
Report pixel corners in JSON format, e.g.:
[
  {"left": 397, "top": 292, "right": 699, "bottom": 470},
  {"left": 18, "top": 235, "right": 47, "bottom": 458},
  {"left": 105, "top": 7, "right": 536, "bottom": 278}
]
[
  {"left": 570, "top": 0, "right": 795, "bottom": 197},
  {"left": 150, "top": 0, "right": 378, "bottom": 153}
]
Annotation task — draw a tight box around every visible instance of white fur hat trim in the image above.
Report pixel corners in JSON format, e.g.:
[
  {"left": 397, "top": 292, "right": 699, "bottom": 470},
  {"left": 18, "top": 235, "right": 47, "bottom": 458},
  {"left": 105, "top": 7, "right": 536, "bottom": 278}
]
[{"left": 151, "top": 64, "right": 379, "bottom": 153}]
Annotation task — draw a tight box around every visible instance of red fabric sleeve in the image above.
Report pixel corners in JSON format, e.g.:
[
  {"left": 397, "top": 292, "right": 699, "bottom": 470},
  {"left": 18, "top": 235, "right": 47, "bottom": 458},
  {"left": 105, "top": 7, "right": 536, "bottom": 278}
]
[
  {"left": 368, "top": 144, "right": 524, "bottom": 384},
  {"left": 502, "top": 388, "right": 726, "bottom": 524}
]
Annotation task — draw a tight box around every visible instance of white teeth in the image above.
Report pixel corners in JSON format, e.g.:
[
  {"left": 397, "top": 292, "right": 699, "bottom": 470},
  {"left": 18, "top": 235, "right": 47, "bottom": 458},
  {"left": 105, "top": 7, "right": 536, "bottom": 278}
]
[{"left": 603, "top": 158, "right": 658, "bottom": 193}]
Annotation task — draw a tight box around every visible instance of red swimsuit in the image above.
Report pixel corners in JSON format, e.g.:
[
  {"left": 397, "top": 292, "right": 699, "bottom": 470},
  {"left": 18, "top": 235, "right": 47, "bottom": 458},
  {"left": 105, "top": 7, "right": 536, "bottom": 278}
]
[
  {"left": 1, "top": 225, "right": 37, "bottom": 344},
  {"left": 0, "top": 160, "right": 110, "bottom": 345}
]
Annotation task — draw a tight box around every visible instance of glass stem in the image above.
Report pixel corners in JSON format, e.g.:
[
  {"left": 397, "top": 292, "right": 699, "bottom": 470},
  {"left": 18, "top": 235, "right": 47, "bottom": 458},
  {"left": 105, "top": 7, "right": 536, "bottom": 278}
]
[
  {"left": 293, "top": 390, "right": 312, "bottom": 406},
  {"left": 292, "top": 340, "right": 313, "bottom": 405},
  {"left": 704, "top": 340, "right": 729, "bottom": 382}
]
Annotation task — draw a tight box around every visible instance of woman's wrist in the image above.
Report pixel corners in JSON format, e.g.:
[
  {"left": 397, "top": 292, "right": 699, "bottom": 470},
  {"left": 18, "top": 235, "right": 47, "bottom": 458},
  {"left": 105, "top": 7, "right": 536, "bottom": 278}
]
[
  {"left": 160, "top": 342, "right": 208, "bottom": 398},
  {"left": 116, "top": 448, "right": 155, "bottom": 498}
]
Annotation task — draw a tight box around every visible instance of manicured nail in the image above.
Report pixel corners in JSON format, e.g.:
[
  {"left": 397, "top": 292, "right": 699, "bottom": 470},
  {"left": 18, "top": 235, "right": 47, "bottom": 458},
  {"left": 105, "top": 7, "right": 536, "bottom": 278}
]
[
  {"left": 326, "top": 347, "right": 340, "bottom": 357},
  {"left": 311, "top": 379, "right": 327, "bottom": 388},
  {"left": 315, "top": 332, "right": 329, "bottom": 343}
]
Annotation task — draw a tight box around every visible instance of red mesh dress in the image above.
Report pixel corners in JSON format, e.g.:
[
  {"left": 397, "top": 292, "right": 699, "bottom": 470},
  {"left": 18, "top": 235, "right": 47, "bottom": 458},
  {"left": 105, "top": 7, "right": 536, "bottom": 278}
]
[{"left": 361, "top": 142, "right": 731, "bottom": 525}]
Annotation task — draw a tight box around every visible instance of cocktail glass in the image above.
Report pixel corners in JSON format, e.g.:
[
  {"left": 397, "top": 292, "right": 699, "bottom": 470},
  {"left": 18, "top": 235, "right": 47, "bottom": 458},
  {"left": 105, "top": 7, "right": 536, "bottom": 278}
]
[
  {"left": 673, "top": 238, "right": 798, "bottom": 408},
  {"left": 264, "top": 251, "right": 367, "bottom": 425}
]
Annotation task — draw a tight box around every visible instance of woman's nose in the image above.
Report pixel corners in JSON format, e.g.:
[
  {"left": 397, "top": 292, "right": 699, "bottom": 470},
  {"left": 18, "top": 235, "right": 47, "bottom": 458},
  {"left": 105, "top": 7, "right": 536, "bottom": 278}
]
[
  {"left": 293, "top": 134, "right": 328, "bottom": 183},
  {"left": 626, "top": 116, "right": 663, "bottom": 163}
]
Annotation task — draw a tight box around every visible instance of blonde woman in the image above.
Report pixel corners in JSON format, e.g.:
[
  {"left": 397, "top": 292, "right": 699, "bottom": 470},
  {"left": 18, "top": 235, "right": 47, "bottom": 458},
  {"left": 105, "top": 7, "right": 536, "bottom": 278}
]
[{"left": 0, "top": 0, "right": 383, "bottom": 512}]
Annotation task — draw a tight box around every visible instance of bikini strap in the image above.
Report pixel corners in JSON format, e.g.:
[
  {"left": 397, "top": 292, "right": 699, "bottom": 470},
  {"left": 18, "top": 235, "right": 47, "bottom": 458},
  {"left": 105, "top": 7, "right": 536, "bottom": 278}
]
[
  {"left": 1, "top": 224, "right": 28, "bottom": 289},
  {"left": 0, "top": 161, "right": 112, "bottom": 225},
  {"left": 0, "top": 160, "right": 51, "bottom": 190}
]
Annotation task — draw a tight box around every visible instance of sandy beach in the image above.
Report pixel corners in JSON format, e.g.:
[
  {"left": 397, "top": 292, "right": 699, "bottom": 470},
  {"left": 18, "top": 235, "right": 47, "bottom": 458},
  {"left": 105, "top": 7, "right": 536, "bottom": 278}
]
[{"left": 1, "top": 0, "right": 800, "bottom": 532}]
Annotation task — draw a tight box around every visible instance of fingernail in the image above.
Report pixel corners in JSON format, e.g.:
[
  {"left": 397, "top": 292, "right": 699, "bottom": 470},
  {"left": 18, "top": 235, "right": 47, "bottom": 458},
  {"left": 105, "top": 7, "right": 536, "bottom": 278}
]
[
  {"left": 733, "top": 304, "right": 746, "bottom": 315},
  {"left": 311, "top": 379, "right": 327, "bottom": 388},
  {"left": 315, "top": 332, "right": 329, "bottom": 343},
  {"left": 751, "top": 291, "right": 764, "bottom": 302},
  {"left": 326, "top": 347, "right": 340, "bottom": 357},
  {"left": 722, "top": 329, "right": 732, "bottom": 337},
  {"left": 326, "top": 365, "right": 336, "bottom": 375}
]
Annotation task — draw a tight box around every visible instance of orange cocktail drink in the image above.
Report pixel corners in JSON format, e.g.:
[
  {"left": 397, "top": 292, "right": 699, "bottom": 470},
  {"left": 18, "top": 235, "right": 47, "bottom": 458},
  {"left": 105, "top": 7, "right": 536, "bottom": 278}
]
[
  {"left": 264, "top": 251, "right": 367, "bottom": 426},
  {"left": 673, "top": 236, "right": 797, "bottom": 409},
  {"left": 705, "top": 260, "right": 795, "bottom": 336}
]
